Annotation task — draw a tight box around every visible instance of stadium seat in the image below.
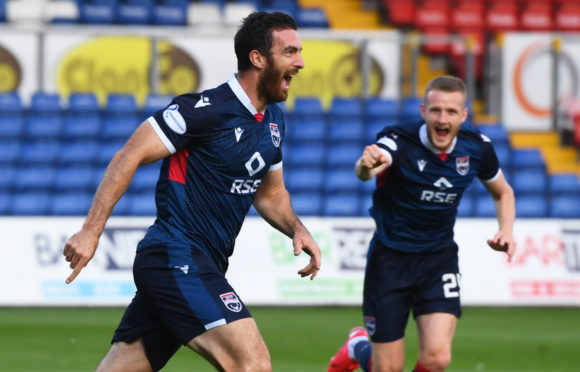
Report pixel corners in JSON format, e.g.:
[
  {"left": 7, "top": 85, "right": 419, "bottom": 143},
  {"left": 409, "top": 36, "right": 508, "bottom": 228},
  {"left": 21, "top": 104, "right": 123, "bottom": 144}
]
[
  {"left": 223, "top": 3, "right": 256, "bottom": 27},
  {"left": 323, "top": 194, "right": 360, "bottom": 216},
  {"left": 324, "top": 168, "right": 360, "bottom": 194},
  {"left": 385, "top": 0, "right": 415, "bottom": 27},
  {"left": 295, "top": 7, "right": 329, "bottom": 28},
  {"left": 128, "top": 192, "right": 157, "bottom": 216},
  {"left": 474, "top": 194, "right": 496, "bottom": 217},
  {"left": 44, "top": 0, "right": 80, "bottom": 24},
  {"left": 516, "top": 194, "right": 548, "bottom": 218},
  {"left": 63, "top": 115, "right": 101, "bottom": 140},
  {"left": 493, "top": 143, "right": 512, "bottom": 170},
  {"left": 360, "top": 193, "right": 372, "bottom": 216},
  {"left": 486, "top": 4, "right": 519, "bottom": 32},
  {"left": 58, "top": 141, "right": 99, "bottom": 166},
  {"left": 550, "top": 195, "right": 580, "bottom": 218},
  {"left": 152, "top": 0, "right": 187, "bottom": 26},
  {"left": 451, "top": 3, "right": 484, "bottom": 33},
  {"left": 111, "top": 194, "right": 130, "bottom": 216},
  {"left": 0, "top": 92, "right": 23, "bottom": 114},
  {"left": 0, "top": 141, "right": 21, "bottom": 165},
  {"left": 102, "top": 116, "right": 138, "bottom": 141},
  {"left": 555, "top": 4, "right": 580, "bottom": 32},
  {"left": 365, "top": 97, "right": 399, "bottom": 121},
  {"left": 328, "top": 118, "right": 364, "bottom": 144},
  {"left": 130, "top": 165, "right": 160, "bottom": 193},
  {"left": 50, "top": 193, "right": 93, "bottom": 215},
  {"left": 284, "top": 143, "right": 325, "bottom": 167},
  {"left": 97, "top": 141, "right": 125, "bottom": 166},
  {"left": 54, "top": 166, "right": 96, "bottom": 192},
  {"left": 117, "top": 0, "right": 152, "bottom": 25},
  {"left": 365, "top": 119, "right": 396, "bottom": 143},
  {"left": 25, "top": 116, "right": 64, "bottom": 140},
  {"left": 457, "top": 193, "right": 474, "bottom": 217},
  {"left": 15, "top": 167, "right": 56, "bottom": 191},
  {"left": 548, "top": 173, "right": 580, "bottom": 196},
  {"left": 476, "top": 123, "right": 509, "bottom": 145},
  {"left": 0, "top": 115, "right": 24, "bottom": 139},
  {"left": 415, "top": 2, "right": 450, "bottom": 54},
  {"left": 80, "top": 0, "right": 117, "bottom": 24},
  {"left": 520, "top": 3, "right": 552, "bottom": 31},
  {"left": 187, "top": 3, "right": 222, "bottom": 28},
  {"left": 329, "top": 97, "right": 364, "bottom": 120},
  {"left": 142, "top": 93, "right": 172, "bottom": 117},
  {"left": 0, "top": 192, "right": 9, "bottom": 215},
  {"left": 510, "top": 149, "right": 545, "bottom": 171},
  {"left": 511, "top": 169, "right": 548, "bottom": 195},
  {"left": 284, "top": 167, "right": 324, "bottom": 193},
  {"left": 326, "top": 144, "right": 361, "bottom": 168},
  {"left": 105, "top": 93, "right": 138, "bottom": 116},
  {"left": 0, "top": 166, "right": 15, "bottom": 191},
  {"left": 68, "top": 92, "right": 100, "bottom": 115},
  {"left": 29, "top": 92, "right": 63, "bottom": 117},
  {"left": 292, "top": 97, "right": 325, "bottom": 119},
  {"left": 19, "top": 142, "right": 60, "bottom": 165},
  {"left": 290, "top": 192, "right": 322, "bottom": 216},
  {"left": 10, "top": 192, "right": 51, "bottom": 215},
  {"left": 285, "top": 116, "right": 327, "bottom": 144},
  {"left": 399, "top": 96, "right": 422, "bottom": 122}
]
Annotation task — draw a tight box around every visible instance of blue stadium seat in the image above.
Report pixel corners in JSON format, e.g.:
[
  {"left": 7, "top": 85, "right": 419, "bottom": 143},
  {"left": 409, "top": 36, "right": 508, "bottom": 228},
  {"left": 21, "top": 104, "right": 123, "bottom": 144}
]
[
  {"left": 68, "top": 92, "right": 100, "bottom": 115},
  {"left": 328, "top": 118, "right": 364, "bottom": 144},
  {"left": 360, "top": 176, "right": 376, "bottom": 197},
  {"left": 0, "top": 92, "right": 23, "bottom": 114},
  {"left": 80, "top": 0, "right": 117, "bottom": 24},
  {"left": 323, "top": 194, "right": 360, "bottom": 216},
  {"left": 50, "top": 192, "right": 93, "bottom": 215},
  {"left": 284, "top": 167, "right": 324, "bottom": 193},
  {"left": 494, "top": 143, "right": 511, "bottom": 171},
  {"left": 326, "top": 144, "right": 361, "bottom": 168},
  {"left": 550, "top": 195, "right": 580, "bottom": 218},
  {"left": 59, "top": 141, "right": 99, "bottom": 166},
  {"left": 117, "top": 0, "right": 152, "bottom": 24},
  {"left": 19, "top": 142, "right": 60, "bottom": 165},
  {"left": 295, "top": 7, "right": 328, "bottom": 28},
  {"left": 15, "top": 167, "right": 56, "bottom": 191},
  {"left": 97, "top": 141, "right": 125, "bottom": 165},
  {"left": 360, "top": 193, "right": 373, "bottom": 216},
  {"left": 285, "top": 116, "right": 326, "bottom": 144},
  {"left": 30, "top": 92, "right": 63, "bottom": 117},
  {"left": 399, "top": 96, "right": 422, "bottom": 122},
  {"left": 152, "top": 0, "right": 187, "bottom": 26},
  {"left": 143, "top": 93, "right": 172, "bottom": 117},
  {"left": 477, "top": 123, "right": 509, "bottom": 145},
  {"left": 0, "top": 192, "right": 9, "bottom": 215},
  {"left": 111, "top": 194, "right": 130, "bottom": 216},
  {"left": 292, "top": 97, "right": 324, "bottom": 119},
  {"left": 0, "top": 166, "right": 15, "bottom": 191},
  {"left": 516, "top": 194, "right": 548, "bottom": 218},
  {"left": 365, "top": 119, "right": 396, "bottom": 143},
  {"left": 284, "top": 143, "right": 325, "bottom": 167},
  {"left": 329, "top": 97, "right": 364, "bottom": 120},
  {"left": 0, "top": 115, "right": 24, "bottom": 139},
  {"left": 130, "top": 165, "right": 160, "bottom": 193},
  {"left": 365, "top": 97, "right": 399, "bottom": 121},
  {"left": 63, "top": 115, "right": 101, "bottom": 140},
  {"left": 510, "top": 149, "right": 545, "bottom": 171},
  {"left": 290, "top": 192, "right": 322, "bottom": 216},
  {"left": 54, "top": 167, "right": 96, "bottom": 192},
  {"left": 102, "top": 116, "right": 138, "bottom": 141},
  {"left": 128, "top": 192, "right": 157, "bottom": 216},
  {"left": 25, "top": 116, "right": 64, "bottom": 140},
  {"left": 0, "top": 141, "right": 20, "bottom": 165},
  {"left": 548, "top": 173, "right": 580, "bottom": 196},
  {"left": 474, "top": 194, "right": 496, "bottom": 217},
  {"left": 10, "top": 192, "right": 50, "bottom": 215},
  {"left": 324, "top": 168, "right": 360, "bottom": 194},
  {"left": 457, "top": 193, "right": 474, "bottom": 217},
  {"left": 105, "top": 93, "right": 138, "bottom": 116},
  {"left": 511, "top": 169, "right": 547, "bottom": 195}
]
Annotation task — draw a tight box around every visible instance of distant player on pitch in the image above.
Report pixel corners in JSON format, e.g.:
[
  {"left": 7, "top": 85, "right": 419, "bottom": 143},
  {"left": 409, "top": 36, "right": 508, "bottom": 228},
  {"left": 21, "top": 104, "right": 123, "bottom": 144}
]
[{"left": 328, "top": 75, "right": 516, "bottom": 372}]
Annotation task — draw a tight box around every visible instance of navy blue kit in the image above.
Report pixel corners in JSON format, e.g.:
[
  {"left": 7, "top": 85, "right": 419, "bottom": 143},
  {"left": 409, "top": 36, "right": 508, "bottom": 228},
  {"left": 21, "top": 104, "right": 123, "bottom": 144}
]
[{"left": 363, "top": 121, "right": 501, "bottom": 342}]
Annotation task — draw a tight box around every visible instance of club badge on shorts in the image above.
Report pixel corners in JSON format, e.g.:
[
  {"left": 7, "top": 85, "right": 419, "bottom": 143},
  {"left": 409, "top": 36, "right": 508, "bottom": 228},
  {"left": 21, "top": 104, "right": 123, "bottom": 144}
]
[
  {"left": 269, "top": 123, "right": 280, "bottom": 147},
  {"left": 456, "top": 155, "right": 469, "bottom": 175},
  {"left": 220, "top": 292, "right": 243, "bottom": 312},
  {"left": 364, "top": 316, "right": 376, "bottom": 336}
]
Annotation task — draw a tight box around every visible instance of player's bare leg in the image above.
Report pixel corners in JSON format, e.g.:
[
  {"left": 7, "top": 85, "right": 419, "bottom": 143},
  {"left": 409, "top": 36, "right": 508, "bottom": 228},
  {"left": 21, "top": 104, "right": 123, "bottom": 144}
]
[
  {"left": 416, "top": 312, "right": 457, "bottom": 372},
  {"left": 95, "top": 338, "right": 153, "bottom": 372},
  {"left": 188, "top": 317, "right": 271, "bottom": 372},
  {"left": 371, "top": 338, "right": 405, "bottom": 372}
]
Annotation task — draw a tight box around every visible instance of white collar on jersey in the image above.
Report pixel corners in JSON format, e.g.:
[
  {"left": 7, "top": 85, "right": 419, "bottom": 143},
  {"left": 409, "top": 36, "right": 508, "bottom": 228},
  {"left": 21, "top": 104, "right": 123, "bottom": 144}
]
[
  {"left": 419, "top": 123, "right": 457, "bottom": 155},
  {"left": 227, "top": 73, "right": 265, "bottom": 117}
]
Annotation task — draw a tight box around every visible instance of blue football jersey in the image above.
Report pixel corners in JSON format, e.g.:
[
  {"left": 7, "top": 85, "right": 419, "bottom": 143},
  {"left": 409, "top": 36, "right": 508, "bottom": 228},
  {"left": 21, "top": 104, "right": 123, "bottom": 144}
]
[
  {"left": 140, "top": 75, "right": 285, "bottom": 271},
  {"left": 371, "top": 121, "right": 500, "bottom": 253}
]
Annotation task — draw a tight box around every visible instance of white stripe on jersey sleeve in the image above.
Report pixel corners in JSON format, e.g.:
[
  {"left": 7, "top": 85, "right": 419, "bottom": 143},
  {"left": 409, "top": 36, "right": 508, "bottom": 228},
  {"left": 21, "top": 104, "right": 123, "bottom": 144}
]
[
  {"left": 376, "top": 136, "right": 393, "bottom": 165},
  {"left": 148, "top": 116, "right": 176, "bottom": 154},
  {"left": 481, "top": 168, "right": 502, "bottom": 183},
  {"left": 269, "top": 161, "right": 283, "bottom": 171}
]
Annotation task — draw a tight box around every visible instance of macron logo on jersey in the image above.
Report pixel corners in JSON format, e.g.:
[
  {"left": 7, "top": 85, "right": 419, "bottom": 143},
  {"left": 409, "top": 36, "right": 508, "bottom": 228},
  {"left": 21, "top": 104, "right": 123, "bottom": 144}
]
[
  {"left": 194, "top": 95, "right": 211, "bottom": 108},
  {"left": 163, "top": 104, "right": 186, "bottom": 134},
  {"left": 235, "top": 127, "right": 243, "bottom": 142}
]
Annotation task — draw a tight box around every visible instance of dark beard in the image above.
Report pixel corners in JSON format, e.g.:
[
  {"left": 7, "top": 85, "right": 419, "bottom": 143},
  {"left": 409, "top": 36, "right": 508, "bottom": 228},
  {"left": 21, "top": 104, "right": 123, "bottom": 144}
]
[{"left": 257, "top": 60, "right": 287, "bottom": 104}]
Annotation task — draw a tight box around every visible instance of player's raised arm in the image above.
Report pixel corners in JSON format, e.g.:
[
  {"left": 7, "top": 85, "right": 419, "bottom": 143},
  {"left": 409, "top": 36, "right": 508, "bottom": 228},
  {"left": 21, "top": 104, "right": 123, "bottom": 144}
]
[
  {"left": 253, "top": 167, "right": 321, "bottom": 280},
  {"left": 483, "top": 171, "right": 516, "bottom": 262},
  {"left": 355, "top": 144, "right": 391, "bottom": 181},
  {"left": 63, "top": 121, "right": 170, "bottom": 284}
]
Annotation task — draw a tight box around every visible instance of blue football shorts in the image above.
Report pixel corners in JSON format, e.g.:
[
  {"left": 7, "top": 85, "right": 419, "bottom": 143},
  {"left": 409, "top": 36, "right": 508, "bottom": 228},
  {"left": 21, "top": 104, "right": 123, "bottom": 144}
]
[
  {"left": 362, "top": 237, "right": 461, "bottom": 343},
  {"left": 112, "top": 243, "right": 251, "bottom": 371}
]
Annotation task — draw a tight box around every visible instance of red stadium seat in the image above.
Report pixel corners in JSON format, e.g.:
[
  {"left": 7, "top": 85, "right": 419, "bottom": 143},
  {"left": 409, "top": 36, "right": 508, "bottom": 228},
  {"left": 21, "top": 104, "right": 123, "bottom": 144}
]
[
  {"left": 555, "top": 5, "right": 580, "bottom": 31},
  {"left": 451, "top": 3, "right": 485, "bottom": 33},
  {"left": 450, "top": 32, "right": 485, "bottom": 80},
  {"left": 520, "top": 4, "right": 553, "bottom": 31},
  {"left": 385, "top": 0, "right": 415, "bottom": 27},
  {"left": 486, "top": 4, "right": 519, "bottom": 32},
  {"left": 415, "top": 2, "right": 449, "bottom": 30}
]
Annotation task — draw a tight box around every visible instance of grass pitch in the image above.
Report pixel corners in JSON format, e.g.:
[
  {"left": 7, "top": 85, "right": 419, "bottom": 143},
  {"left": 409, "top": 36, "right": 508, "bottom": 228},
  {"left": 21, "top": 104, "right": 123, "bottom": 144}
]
[{"left": 0, "top": 306, "right": 578, "bottom": 371}]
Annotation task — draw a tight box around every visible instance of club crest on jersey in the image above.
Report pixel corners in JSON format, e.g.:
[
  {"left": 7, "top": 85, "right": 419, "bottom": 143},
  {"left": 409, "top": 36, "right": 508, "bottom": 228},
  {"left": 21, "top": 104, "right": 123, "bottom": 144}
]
[
  {"left": 269, "top": 123, "right": 280, "bottom": 147},
  {"left": 364, "top": 316, "right": 376, "bottom": 336},
  {"left": 456, "top": 156, "right": 469, "bottom": 175},
  {"left": 220, "top": 292, "right": 243, "bottom": 312}
]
